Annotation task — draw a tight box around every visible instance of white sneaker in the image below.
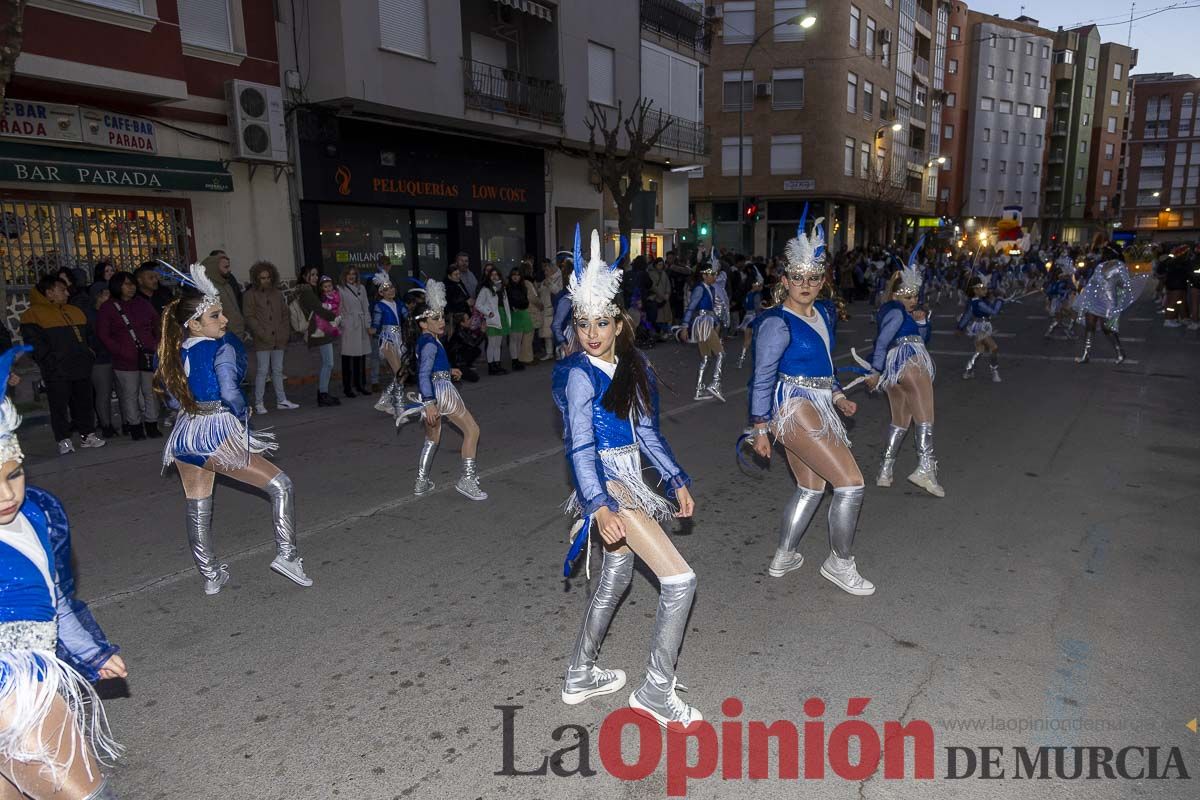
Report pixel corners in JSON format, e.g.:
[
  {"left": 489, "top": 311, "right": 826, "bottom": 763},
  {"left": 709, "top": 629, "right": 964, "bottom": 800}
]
[
  {"left": 204, "top": 565, "right": 231, "bottom": 596},
  {"left": 767, "top": 549, "right": 804, "bottom": 577},
  {"left": 255, "top": 404, "right": 269, "bottom": 416},
  {"left": 79, "top": 433, "right": 106, "bottom": 449},
  {"left": 1164, "top": 319, "right": 1182, "bottom": 328},
  {"left": 907, "top": 467, "right": 946, "bottom": 498},
  {"left": 561, "top": 667, "right": 627, "bottom": 705},
  {"left": 629, "top": 679, "right": 703, "bottom": 729},
  {"left": 276, "top": 399, "right": 299, "bottom": 410},
  {"left": 990, "top": 367, "right": 1002, "bottom": 383},
  {"left": 57, "top": 438, "right": 75, "bottom": 455},
  {"left": 269, "top": 556, "right": 313, "bottom": 587},
  {"left": 819, "top": 553, "right": 876, "bottom": 596},
  {"left": 962, "top": 369, "right": 974, "bottom": 380}
]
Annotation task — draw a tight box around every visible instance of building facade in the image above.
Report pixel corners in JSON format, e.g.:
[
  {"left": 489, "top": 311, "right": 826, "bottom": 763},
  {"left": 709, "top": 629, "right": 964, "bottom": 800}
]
[
  {"left": 0, "top": 0, "right": 292, "bottom": 296},
  {"left": 281, "top": 0, "right": 703, "bottom": 280},
  {"left": 1121, "top": 72, "right": 1200, "bottom": 241},
  {"left": 1043, "top": 24, "right": 1099, "bottom": 242},
  {"left": 935, "top": 0, "right": 970, "bottom": 225},
  {"left": 1084, "top": 42, "right": 1137, "bottom": 240},
  {"left": 690, "top": 0, "right": 947, "bottom": 256}
]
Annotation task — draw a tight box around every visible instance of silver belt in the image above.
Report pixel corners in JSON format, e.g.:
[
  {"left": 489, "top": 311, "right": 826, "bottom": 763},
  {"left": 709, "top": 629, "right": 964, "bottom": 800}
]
[
  {"left": 598, "top": 443, "right": 639, "bottom": 457},
  {"left": 431, "top": 371, "right": 452, "bottom": 382},
  {"left": 0, "top": 620, "right": 57, "bottom": 652},
  {"left": 891, "top": 335, "right": 924, "bottom": 348},
  {"left": 779, "top": 373, "right": 834, "bottom": 390},
  {"left": 193, "top": 400, "right": 224, "bottom": 416}
]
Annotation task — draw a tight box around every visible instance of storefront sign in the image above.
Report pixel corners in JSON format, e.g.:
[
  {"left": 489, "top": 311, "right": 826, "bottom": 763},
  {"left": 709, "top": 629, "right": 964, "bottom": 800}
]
[
  {"left": 783, "top": 179, "right": 815, "bottom": 191},
  {"left": 0, "top": 142, "right": 232, "bottom": 192},
  {"left": 0, "top": 100, "right": 82, "bottom": 143},
  {"left": 492, "top": 0, "right": 553, "bottom": 22},
  {"left": 917, "top": 217, "right": 945, "bottom": 228},
  {"left": 80, "top": 109, "right": 158, "bottom": 154}
]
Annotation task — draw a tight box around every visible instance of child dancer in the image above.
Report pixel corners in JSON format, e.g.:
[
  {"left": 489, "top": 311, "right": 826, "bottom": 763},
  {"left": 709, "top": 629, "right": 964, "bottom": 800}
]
[
  {"left": 681, "top": 251, "right": 724, "bottom": 401},
  {"left": 371, "top": 270, "right": 408, "bottom": 415},
  {"left": 957, "top": 277, "right": 1004, "bottom": 382}
]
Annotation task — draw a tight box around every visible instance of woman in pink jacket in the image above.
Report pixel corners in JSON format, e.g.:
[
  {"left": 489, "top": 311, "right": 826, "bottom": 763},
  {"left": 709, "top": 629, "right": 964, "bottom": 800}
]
[{"left": 96, "top": 271, "right": 162, "bottom": 440}]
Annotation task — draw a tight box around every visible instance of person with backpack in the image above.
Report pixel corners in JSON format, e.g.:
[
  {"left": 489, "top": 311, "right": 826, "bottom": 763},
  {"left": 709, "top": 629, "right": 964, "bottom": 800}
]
[{"left": 243, "top": 261, "right": 299, "bottom": 414}]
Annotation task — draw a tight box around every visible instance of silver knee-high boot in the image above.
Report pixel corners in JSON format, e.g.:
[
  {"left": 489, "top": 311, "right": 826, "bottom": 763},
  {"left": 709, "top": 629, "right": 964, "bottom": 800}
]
[
  {"left": 819, "top": 486, "right": 875, "bottom": 596},
  {"left": 186, "top": 496, "right": 228, "bottom": 595},
  {"left": 767, "top": 485, "right": 824, "bottom": 577},
  {"left": 693, "top": 355, "right": 710, "bottom": 400},
  {"left": 1075, "top": 333, "right": 1093, "bottom": 363},
  {"left": 876, "top": 424, "right": 908, "bottom": 487},
  {"left": 415, "top": 438, "right": 438, "bottom": 495},
  {"left": 266, "top": 473, "right": 312, "bottom": 586},
  {"left": 737, "top": 347, "right": 748, "bottom": 369},
  {"left": 562, "top": 550, "right": 634, "bottom": 704},
  {"left": 707, "top": 351, "right": 726, "bottom": 402},
  {"left": 456, "top": 457, "right": 487, "bottom": 501},
  {"left": 1104, "top": 328, "right": 1126, "bottom": 364},
  {"left": 989, "top": 352, "right": 1001, "bottom": 383},
  {"left": 907, "top": 423, "right": 945, "bottom": 497},
  {"left": 630, "top": 571, "right": 701, "bottom": 727},
  {"left": 375, "top": 378, "right": 397, "bottom": 414},
  {"left": 963, "top": 351, "right": 981, "bottom": 379}
]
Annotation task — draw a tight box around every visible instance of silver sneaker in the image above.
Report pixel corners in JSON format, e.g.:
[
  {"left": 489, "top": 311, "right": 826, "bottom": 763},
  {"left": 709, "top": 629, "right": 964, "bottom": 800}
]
[
  {"left": 876, "top": 459, "right": 895, "bottom": 488},
  {"left": 456, "top": 458, "right": 488, "bottom": 501},
  {"left": 562, "top": 667, "right": 627, "bottom": 705},
  {"left": 269, "top": 556, "right": 313, "bottom": 587},
  {"left": 767, "top": 548, "right": 804, "bottom": 578},
  {"left": 414, "top": 477, "right": 436, "bottom": 496},
  {"left": 629, "top": 678, "right": 703, "bottom": 728},
  {"left": 907, "top": 466, "right": 945, "bottom": 498},
  {"left": 205, "top": 564, "right": 231, "bottom": 596},
  {"left": 819, "top": 553, "right": 876, "bottom": 596},
  {"left": 990, "top": 365, "right": 1002, "bottom": 383}
]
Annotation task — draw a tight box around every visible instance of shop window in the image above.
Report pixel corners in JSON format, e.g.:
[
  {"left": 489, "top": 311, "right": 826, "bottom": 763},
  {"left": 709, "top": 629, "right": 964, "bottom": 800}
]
[
  {"left": 479, "top": 213, "right": 526, "bottom": 272},
  {"left": 318, "top": 204, "right": 412, "bottom": 280}
]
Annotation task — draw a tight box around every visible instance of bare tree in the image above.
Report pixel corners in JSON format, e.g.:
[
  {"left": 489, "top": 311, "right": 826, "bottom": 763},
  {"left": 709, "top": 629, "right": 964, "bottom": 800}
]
[
  {"left": 855, "top": 164, "right": 909, "bottom": 246},
  {"left": 584, "top": 99, "right": 672, "bottom": 249},
  {"left": 0, "top": 0, "right": 27, "bottom": 106}
]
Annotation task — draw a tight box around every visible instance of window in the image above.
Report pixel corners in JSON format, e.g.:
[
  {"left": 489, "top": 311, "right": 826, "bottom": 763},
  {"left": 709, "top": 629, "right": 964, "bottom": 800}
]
[
  {"left": 723, "top": 1, "right": 755, "bottom": 44},
  {"left": 978, "top": 189, "right": 987, "bottom": 204},
  {"left": 998, "top": 190, "right": 1005, "bottom": 203},
  {"left": 588, "top": 42, "right": 616, "bottom": 105},
  {"left": 880, "top": 89, "right": 890, "bottom": 120},
  {"left": 1113, "top": 63, "right": 1123, "bottom": 80},
  {"left": 983, "top": 128, "right": 991, "bottom": 142},
  {"left": 1007, "top": 37, "right": 1016, "bottom": 52},
  {"left": 1107, "top": 116, "right": 1117, "bottom": 133},
  {"left": 1079, "top": 140, "right": 1087, "bottom": 153},
  {"left": 844, "top": 137, "right": 855, "bottom": 176},
  {"left": 950, "top": 25, "right": 960, "bottom": 41},
  {"left": 179, "top": 0, "right": 234, "bottom": 51},
  {"left": 999, "top": 160, "right": 1007, "bottom": 174},
  {"left": 1084, "top": 85, "right": 1093, "bottom": 98},
  {"left": 1081, "top": 113, "right": 1089, "bottom": 126},
  {"left": 948, "top": 59, "right": 958, "bottom": 75},
  {"left": 1087, "top": 56, "right": 1096, "bottom": 70},
  {"left": 1053, "top": 50, "right": 1075, "bottom": 65},
  {"left": 1033, "top": 106, "right": 1044, "bottom": 119},
  {"left": 1033, "top": 163, "right": 1040, "bottom": 176},
  {"left": 1042, "top": 45, "right": 1050, "bottom": 59},
  {"left": 1005, "top": 68, "right": 1014, "bottom": 83},
  {"left": 722, "top": 70, "right": 753, "bottom": 111},
  {"left": 80, "top": 0, "right": 144, "bottom": 10},
  {"left": 980, "top": 97, "right": 995, "bottom": 111},
  {"left": 379, "top": 0, "right": 429, "bottom": 58},
  {"left": 941, "top": 156, "right": 952, "bottom": 171},
  {"left": 1104, "top": 142, "right": 1115, "bottom": 160},
  {"left": 1017, "top": 161, "right": 1025, "bottom": 175},
  {"left": 1017, "top": 132, "right": 1026, "bottom": 145},
  {"left": 721, "top": 136, "right": 753, "bottom": 176},
  {"left": 772, "top": 68, "right": 805, "bottom": 109},
  {"left": 980, "top": 158, "right": 989, "bottom": 172},
  {"left": 849, "top": 5, "right": 860, "bottom": 48},
  {"left": 987, "top": 65, "right": 995, "bottom": 80},
  {"left": 847, "top": 72, "right": 858, "bottom": 113},
  {"left": 1040, "top": 75, "right": 1048, "bottom": 89},
  {"left": 1000, "top": 130, "right": 1009, "bottom": 144},
  {"left": 1035, "top": 134, "right": 1043, "bottom": 147},
  {"left": 944, "top": 124, "right": 954, "bottom": 139},
  {"left": 863, "top": 80, "right": 874, "bottom": 115},
  {"left": 774, "top": 0, "right": 810, "bottom": 42},
  {"left": 770, "top": 135, "right": 803, "bottom": 174},
  {"left": 1102, "top": 169, "right": 1112, "bottom": 186},
  {"left": 865, "top": 17, "right": 876, "bottom": 56},
  {"left": 1017, "top": 103, "right": 1030, "bottom": 117},
  {"left": 946, "top": 92, "right": 956, "bottom": 107},
  {"left": 1076, "top": 167, "right": 1084, "bottom": 180},
  {"left": 1016, "top": 191, "right": 1023, "bottom": 203},
  {"left": 989, "top": 33, "right": 997, "bottom": 48},
  {"left": 881, "top": 41, "right": 890, "bottom": 68},
  {"left": 1110, "top": 90, "right": 1120, "bottom": 106},
  {"left": 1023, "top": 72, "right": 1031, "bottom": 86},
  {"left": 1073, "top": 193, "right": 1082, "bottom": 205},
  {"left": 1099, "top": 194, "right": 1108, "bottom": 211},
  {"left": 860, "top": 141, "right": 870, "bottom": 177},
  {"left": 998, "top": 99, "right": 1013, "bottom": 114},
  {"left": 1024, "top": 40, "right": 1033, "bottom": 56}
]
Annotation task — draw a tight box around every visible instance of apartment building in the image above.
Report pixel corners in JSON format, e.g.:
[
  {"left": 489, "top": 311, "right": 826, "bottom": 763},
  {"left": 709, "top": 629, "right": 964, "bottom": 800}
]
[
  {"left": 936, "top": 0, "right": 970, "bottom": 223},
  {"left": 1121, "top": 72, "right": 1200, "bottom": 240},
  {"left": 1081, "top": 41, "right": 1137, "bottom": 239},
  {"left": 1040, "top": 24, "right": 1099, "bottom": 242},
  {"left": 691, "top": 0, "right": 946, "bottom": 255},
  {"left": 958, "top": 11, "right": 1053, "bottom": 236},
  {"left": 0, "top": 0, "right": 292, "bottom": 287},
  {"left": 281, "top": 0, "right": 704, "bottom": 278}
]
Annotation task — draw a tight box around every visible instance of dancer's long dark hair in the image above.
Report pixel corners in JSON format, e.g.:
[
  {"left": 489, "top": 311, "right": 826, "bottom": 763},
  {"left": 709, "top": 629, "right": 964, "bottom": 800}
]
[
  {"left": 153, "top": 289, "right": 210, "bottom": 415},
  {"left": 601, "top": 312, "right": 654, "bottom": 421}
]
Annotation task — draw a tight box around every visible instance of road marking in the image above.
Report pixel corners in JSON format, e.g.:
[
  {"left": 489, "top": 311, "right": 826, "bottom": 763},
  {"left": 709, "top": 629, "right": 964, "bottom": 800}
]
[
  {"left": 931, "top": 330, "right": 1015, "bottom": 338},
  {"left": 927, "top": 349, "right": 1138, "bottom": 365}
]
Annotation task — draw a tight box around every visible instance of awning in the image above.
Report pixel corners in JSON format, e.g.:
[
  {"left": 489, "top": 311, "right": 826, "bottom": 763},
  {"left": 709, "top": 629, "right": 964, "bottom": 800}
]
[{"left": 0, "top": 141, "right": 233, "bottom": 192}]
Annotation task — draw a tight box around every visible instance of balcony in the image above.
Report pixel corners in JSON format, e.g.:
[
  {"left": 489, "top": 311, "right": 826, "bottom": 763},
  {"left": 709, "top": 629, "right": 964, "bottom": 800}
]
[
  {"left": 1046, "top": 179, "right": 1064, "bottom": 192},
  {"left": 1051, "top": 122, "right": 1069, "bottom": 137},
  {"left": 645, "top": 108, "right": 711, "bottom": 156},
  {"left": 1054, "top": 94, "right": 1071, "bottom": 109},
  {"left": 640, "top": 0, "right": 711, "bottom": 58},
  {"left": 462, "top": 59, "right": 565, "bottom": 125},
  {"left": 915, "top": 6, "right": 933, "bottom": 35},
  {"left": 913, "top": 55, "right": 930, "bottom": 83},
  {"left": 1048, "top": 150, "right": 1065, "bottom": 164}
]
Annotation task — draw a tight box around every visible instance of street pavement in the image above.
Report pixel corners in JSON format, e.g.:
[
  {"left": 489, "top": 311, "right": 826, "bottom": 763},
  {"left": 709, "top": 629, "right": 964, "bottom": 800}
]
[{"left": 23, "top": 292, "right": 1200, "bottom": 799}]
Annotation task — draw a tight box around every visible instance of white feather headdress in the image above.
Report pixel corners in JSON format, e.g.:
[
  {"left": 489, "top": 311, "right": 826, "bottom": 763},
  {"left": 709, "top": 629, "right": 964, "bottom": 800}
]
[
  {"left": 783, "top": 203, "right": 827, "bottom": 279},
  {"left": 372, "top": 269, "right": 394, "bottom": 290},
  {"left": 414, "top": 278, "right": 446, "bottom": 319},
  {"left": 157, "top": 260, "right": 221, "bottom": 322},
  {"left": 701, "top": 248, "right": 719, "bottom": 274},
  {"left": 567, "top": 226, "right": 627, "bottom": 319},
  {"left": 0, "top": 346, "right": 30, "bottom": 464},
  {"left": 893, "top": 234, "right": 926, "bottom": 297}
]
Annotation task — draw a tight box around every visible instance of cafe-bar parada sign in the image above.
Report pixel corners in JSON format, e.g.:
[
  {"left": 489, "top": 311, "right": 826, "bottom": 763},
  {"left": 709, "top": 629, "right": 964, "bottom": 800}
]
[{"left": 0, "top": 100, "right": 158, "bottom": 154}]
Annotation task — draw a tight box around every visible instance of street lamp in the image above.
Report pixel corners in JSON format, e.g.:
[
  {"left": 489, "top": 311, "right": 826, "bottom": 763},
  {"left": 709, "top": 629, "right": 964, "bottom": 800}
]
[{"left": 738, "top": 13, "right": 817, "bottom": 252}]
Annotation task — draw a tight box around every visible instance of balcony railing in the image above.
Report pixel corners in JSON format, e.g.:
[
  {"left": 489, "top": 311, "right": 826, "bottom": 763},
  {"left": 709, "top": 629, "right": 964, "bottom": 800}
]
[
  {"left": 646, "top": 108, "right": 710, "bottom": 156},
  {"left": 1051, "top": 122, "right": 1068, "bottom": 136},
  {"left": 1046, "top": 179, "right": 1064, "bottom": 192},
  {"left": 916, "top": 6, "right": 933, "bottom": 32},
  {"left": 1054, "top": 94, "right": 1071, "bottom": 108},
  {"left": 641, "top": 0, "right": 712, "bottom": 56},
  {"left": 913, "top": 56, "right": 930, "bottom": 80},
  {"left": 462, "top": 59, "right": 565, "bottom": 125},
  {"left": 1048, "top": 150, "right": 1065, "bottom": 164}
]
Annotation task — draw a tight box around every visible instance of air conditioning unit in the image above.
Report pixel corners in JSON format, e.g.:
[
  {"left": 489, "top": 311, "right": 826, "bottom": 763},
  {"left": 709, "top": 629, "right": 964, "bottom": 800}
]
[
  {"left": 226, "top": 80, "right": 288, "bottom": 163},
  {"left": 755, "top": 82, "right": 773, "bottom": 98},
  {"left": 878, "top": 28, "right": 892, "bottom": 45},
  {"left": 709, "top": 4, "right": 723, "bottom": 18}
]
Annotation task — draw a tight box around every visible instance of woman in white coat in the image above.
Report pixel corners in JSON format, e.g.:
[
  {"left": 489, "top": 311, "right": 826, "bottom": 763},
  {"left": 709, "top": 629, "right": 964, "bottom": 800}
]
[
  {"left": 338, "top": 266, "right": 372, "bottom": 397},
  {"left": 475, "top": 264, "right": 511, "bottom": 375}
]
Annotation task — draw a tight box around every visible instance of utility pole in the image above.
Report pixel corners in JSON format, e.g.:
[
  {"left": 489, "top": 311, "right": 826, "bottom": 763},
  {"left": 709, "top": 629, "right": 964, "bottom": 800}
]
[{"left": 1127, "top": 2, "right": 1135, "bottom": 48}]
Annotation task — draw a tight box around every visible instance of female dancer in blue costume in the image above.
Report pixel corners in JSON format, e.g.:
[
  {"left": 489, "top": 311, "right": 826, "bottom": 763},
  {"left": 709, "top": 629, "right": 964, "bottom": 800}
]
[
  {"left": 957, "top": 277, "right": 1005, "bottom": 382},
  {"left": 864, "top": 239, "right": 942, "bottom": 497},
  {"left": 555, "top": 228, "right": 701, "bottom": 728},
  {"left": 0, "top": 346, "right": 126, "bottom": 799},
  {"left": 371, "top": 271, "right": 410, "bottom": 415},
  {"left": 409, "top": 279, "right": 487, "bottom": 501},
  {"left": 747, "top": 209, "right": 875, "bottom": 596},
  {"left": 154, "top": 264, "right": 312, "bottom": 595},
  {"left": 681, "top": 251, "right": 725, "bottom": 402}
]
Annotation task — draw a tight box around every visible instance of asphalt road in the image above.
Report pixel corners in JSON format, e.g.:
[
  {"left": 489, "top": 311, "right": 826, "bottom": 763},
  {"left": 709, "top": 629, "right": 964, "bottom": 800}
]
[{"left": 23, "top": 291, "right": 1200, "bottom": 799}]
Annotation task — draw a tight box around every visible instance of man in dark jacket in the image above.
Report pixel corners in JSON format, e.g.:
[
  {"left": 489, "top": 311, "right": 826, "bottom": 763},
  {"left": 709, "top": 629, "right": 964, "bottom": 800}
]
[
  {"left": 135, "top": 262, "right": 174, "bottom": 313},
  {"left": 19, "top": 274, "right": 106, "bottom": 454}
]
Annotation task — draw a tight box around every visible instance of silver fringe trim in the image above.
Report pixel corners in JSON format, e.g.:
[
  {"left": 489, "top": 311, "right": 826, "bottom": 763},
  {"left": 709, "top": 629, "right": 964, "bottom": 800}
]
[
  {"left": 967, "top": 319, "right": 994, "bottom": 341},
  {"left": 433, "top": 379, "right": 465, "bottom": 417},
  {"left": 690, "top": 313, "right": 716, "bottom": 344},
  {"left": 564, "top": 446, "right": 676, "bottom": 522},
  {"left": 878, "top": 339, "right": 936, "bottom": 390},
  {"left": 379, "top": 325, "right": 406, "bottom": 360},
  {"left": 162, "top": 409, "right": 277, "bottom": 471},
  {"left": 771, "top": 382, "right": 851, "bottom": 448}
]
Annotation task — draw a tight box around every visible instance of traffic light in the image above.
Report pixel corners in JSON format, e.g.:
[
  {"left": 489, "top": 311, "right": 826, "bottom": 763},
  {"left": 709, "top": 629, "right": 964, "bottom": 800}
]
[
  {"left": 699, "top": 222, "right": 709, "bottom": 236},
  {"left": 744, "top": 198, "right": 759, "bottom": 219}
]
